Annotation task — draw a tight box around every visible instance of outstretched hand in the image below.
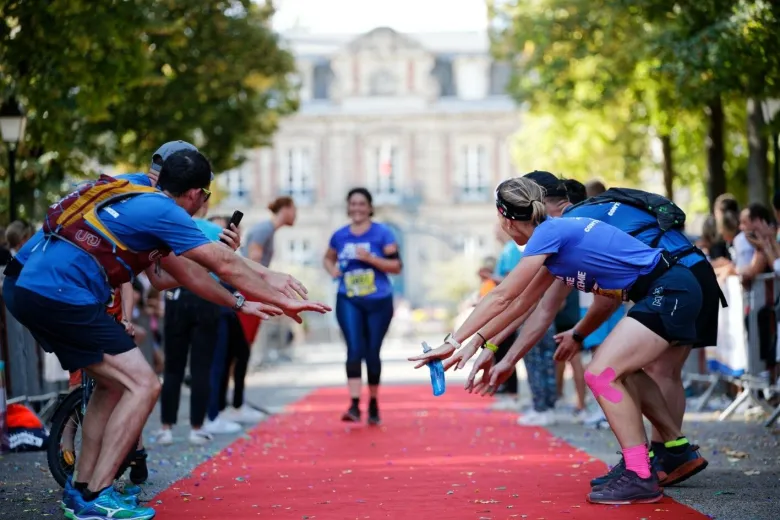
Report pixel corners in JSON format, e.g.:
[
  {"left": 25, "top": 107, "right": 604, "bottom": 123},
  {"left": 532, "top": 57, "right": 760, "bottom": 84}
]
[
  {"left": 240, "top": 301, "right": 284, "bottom": 320},
  {"left": 267, "top": 271, "right": 309, "bottom": 300},
  {"left": 408, "top": 343, "right": 455, "bottom": 369},
  {"left": 280, "top": 299, "right": 331, "bottom": 323}
]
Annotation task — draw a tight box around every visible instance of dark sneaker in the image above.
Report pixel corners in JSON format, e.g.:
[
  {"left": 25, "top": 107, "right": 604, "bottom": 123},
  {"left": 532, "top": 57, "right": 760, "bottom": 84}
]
[
  {"left": 656, "top": 444, "right": 708, "bottom": 486},
  {"left": 587, "top": 469, "right": 663, "bottom": 505},
  {"left": 129, "top": 448, "right": 149, "bottom": 485},
  {"left": 367, "top": 402, "right": 381, "bottom": 426},
  {"left": 590, "top": 452, "right": 625, "bottom": 487},
  {"left": 341, "top": 404, "right": 360, "bottom": 422}
]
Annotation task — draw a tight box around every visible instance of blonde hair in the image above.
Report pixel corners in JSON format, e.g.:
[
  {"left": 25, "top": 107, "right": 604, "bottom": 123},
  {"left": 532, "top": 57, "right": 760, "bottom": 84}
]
[{"left": 498, "top": 177, "right": 547, "bottom": 225}]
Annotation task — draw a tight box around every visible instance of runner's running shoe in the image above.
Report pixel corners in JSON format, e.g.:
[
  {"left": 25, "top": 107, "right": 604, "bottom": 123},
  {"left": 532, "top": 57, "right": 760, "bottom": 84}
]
[
  {"left": 655, "top": 444, "right": 708, "bottom": 486},
  {"left": 587, "top": 468, "right": 663, "bottom": 505},
  {"left": 67, "top": 487, "right": 154, "bottom": 520},
  {"left": 61, "top": 479, "right": 140, "bottom": 515}
]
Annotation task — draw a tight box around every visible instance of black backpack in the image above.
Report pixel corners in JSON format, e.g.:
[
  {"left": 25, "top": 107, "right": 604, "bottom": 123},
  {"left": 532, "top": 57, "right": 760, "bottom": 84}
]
[{"left": 569, "top": 187, "right": 687, "bottom": 248}]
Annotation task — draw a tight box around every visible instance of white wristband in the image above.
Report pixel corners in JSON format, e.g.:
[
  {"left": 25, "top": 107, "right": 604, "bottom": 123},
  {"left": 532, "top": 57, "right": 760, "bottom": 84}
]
[{"left": 444, "top": 333, "right": 462, "bottom": 349}]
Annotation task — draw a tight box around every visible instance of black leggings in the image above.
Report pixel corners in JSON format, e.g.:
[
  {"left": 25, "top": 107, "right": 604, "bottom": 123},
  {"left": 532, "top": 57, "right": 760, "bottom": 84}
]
[
  {"left": 220, "top": 312, "right": 250, "bottom": 410},
  {"left": 160, "top": 288, "right": 221, "bottom": 427},
  {"left": 495, "top": 330, "right": 519, "bottom": 394},
  {"left": 335, "top": 294, "right": 394, "bottom": 385}
]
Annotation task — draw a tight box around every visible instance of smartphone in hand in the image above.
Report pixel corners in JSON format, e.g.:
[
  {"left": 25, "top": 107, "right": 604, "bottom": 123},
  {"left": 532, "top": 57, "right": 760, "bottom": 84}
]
[{"left": 220, "top": 210, "right": 244, "bottom": 246}]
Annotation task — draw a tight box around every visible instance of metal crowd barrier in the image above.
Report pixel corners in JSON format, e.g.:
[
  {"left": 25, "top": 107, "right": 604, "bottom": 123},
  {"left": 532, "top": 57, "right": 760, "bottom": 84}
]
[{"left": 683, "top": 273, "right": 780, "bottom": 428}]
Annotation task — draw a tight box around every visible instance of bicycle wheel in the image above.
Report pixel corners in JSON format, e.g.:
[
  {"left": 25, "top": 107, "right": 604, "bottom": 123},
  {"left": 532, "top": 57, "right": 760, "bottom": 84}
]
[
  {"left": 46, "top": 388, "right": 135, "bottom": 488},
  {"left": 47, "top": 389, "right": 84, "bottom": 488}
]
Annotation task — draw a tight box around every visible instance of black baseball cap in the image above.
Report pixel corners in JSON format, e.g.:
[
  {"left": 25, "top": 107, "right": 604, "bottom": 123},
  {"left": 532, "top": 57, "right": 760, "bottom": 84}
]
[{"left": 523, "top": 170, "right": 568, "bottom": 198}]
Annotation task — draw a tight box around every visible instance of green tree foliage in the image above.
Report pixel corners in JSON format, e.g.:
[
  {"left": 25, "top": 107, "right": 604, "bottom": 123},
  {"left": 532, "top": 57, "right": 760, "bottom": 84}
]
[
  {"left": 0, "top": 0, "right": 297, "bottom": 223},
  {"left": 490, "top": 0, "right": 780, "bottom": 214}
]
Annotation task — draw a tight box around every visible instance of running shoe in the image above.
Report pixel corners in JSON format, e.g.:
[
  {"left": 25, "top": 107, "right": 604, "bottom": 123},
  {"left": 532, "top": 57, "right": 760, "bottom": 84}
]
[
  {"left": 129, "top": 449, "right": 148, "bottom": 485},
  {"left": 67, "top": 487, "right": 154, "bottom": 520},
  {"left": 589, "top": 452, "right": 625, "bottom": 487},
  {"left": 61, "top": 479, "right": 138, "bottom": 515},
  {"left": 655, "top": 444, "right": 708, "bottom": 486},
  {"left": 367, "top": 401, "right": 381, "bottom": 426},
  {"left": 341, "top": 403, "right": 360, "bottom": 422},
  {"left": 587, "top": 468, "right": 663, "bottom": 505}
]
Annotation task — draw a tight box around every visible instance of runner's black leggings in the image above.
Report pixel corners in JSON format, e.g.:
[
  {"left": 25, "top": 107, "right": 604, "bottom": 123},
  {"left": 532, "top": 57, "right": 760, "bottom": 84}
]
[
  {"left": 336, "top": 294, "right": 394, "bottom": 385},
  {"left": 160, "top": 288, "right": 221, "bottom": 427}
]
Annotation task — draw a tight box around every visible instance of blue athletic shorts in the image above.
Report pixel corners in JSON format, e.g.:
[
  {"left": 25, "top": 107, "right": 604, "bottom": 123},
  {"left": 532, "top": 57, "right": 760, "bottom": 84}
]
[
  {"left": 627, "top": 265, "right": 702, "bottom": 344},
  {"left": 10, "top": 285, "right": 136, "bottom": 371}
]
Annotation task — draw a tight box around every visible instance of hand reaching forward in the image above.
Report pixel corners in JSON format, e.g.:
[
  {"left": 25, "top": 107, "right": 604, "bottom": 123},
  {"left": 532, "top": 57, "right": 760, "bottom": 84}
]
[
  {"left": 279, "top": 298, "right": 331, "bottom": 324},
  {"left": 267, "top": 271, "right": 309, "bottom": 300},
  {"left": 239, "top": 301, "right": 284, "bottom": 320}
]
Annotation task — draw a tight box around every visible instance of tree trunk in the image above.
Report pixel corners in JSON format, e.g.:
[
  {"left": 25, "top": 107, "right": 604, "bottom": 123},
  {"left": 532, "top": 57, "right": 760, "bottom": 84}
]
[
  {"left": 660, "top": 133, "right": 674, "bottom": 201},
  {"left": 746, "top": 98, "right": 770, "bottom": 205},
  {"left": 705, "top": 96, "right": 727, "bottom": 211}
]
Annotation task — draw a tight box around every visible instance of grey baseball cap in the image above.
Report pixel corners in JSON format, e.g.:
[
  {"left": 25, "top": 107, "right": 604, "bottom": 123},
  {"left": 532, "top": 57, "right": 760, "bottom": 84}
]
[{"left": 150, "top": 140, "right": 199, "bottom": 173}]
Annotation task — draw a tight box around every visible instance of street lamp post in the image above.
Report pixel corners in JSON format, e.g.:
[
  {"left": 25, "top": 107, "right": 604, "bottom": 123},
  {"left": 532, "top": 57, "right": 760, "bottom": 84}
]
[{"left": 0, "top": 98, "right": 27, "bottom": 222}]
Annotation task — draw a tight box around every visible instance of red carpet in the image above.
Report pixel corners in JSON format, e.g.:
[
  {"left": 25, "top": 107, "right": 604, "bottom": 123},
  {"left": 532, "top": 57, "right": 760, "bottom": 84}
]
[{"left": 153, "top": 386, "right": 708, "bottom": 519}]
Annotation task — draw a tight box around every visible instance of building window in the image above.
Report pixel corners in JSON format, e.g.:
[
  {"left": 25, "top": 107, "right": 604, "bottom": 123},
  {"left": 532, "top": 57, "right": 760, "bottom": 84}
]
[
  {"left": 280, "top": 148, "right": 314, "bottom": 205},
  {"left": 367, "top": 142, "right": 400, "bottom": 203},
  {"left": 312, "top": 61, "right": 332, "bottom": 100},
  {"left": 287, "top": 238, "right": 313, "bottom": 266},
  {"left": 369, "top": 69, "right": 398, "bottom": 96},
  {"left": 457, "top": 145, "right": 489, "bottom": 201},
  {"left": 218, "top": 165, "right": 250, "bottom": 205}
]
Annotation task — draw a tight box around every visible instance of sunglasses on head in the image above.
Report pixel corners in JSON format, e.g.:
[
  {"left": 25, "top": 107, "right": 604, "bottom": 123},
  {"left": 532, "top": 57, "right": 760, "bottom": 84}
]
[{"left": 201, "top": 187, "right": 211, "bottom": 201}]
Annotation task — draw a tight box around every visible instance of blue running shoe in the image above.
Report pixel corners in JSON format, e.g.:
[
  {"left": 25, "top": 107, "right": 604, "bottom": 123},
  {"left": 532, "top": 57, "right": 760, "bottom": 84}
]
[
  {"left": 656, "top": 443, "right": 708, "bottom": 486},
  {"left": 590, "top": 452, "right": 625, "bottom": 487},
  {"left": 61, "top": 479, "right": 81, "bottom": 515},
  {"left": 588, "top": 468, "right": 663, "bottom": 505},
  {"left": 68, "top": 487, "right": 155, "bottom": 520}
]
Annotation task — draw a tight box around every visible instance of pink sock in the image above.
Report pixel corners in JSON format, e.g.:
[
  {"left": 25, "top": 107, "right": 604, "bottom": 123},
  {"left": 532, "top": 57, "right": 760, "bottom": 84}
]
[{"left": 622, "top": 444, "right": 651, "bottom": 478}]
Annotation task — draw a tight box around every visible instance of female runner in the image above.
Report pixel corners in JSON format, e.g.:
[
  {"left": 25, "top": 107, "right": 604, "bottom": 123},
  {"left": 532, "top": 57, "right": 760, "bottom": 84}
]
[
  {"left": 323, "top": 188, "right": 402, "bottom": 425},
  {"left": 410, "top": 177, "right": 702, "bottom": 505}
]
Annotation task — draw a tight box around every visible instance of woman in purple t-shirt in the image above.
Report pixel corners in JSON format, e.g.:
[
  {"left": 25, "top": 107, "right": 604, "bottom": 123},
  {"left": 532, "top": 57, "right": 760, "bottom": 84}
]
[
  {"left": 411, "top": 177, "right": 703, "bottom": 506},
  {"left": 323, "top": 188, "right": 402, "bottom": 426}
]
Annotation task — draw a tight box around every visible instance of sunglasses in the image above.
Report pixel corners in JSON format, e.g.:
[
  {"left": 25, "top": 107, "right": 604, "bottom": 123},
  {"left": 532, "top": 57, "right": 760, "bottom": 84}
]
[{"left": 201, "top": 187, "right": 211, "bottom": 201}]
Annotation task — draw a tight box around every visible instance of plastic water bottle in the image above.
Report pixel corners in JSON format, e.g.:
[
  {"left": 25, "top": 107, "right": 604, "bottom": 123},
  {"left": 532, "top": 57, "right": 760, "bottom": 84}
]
[
  {"left": 422, "top": 342, "right": 446, "bottom": 396},
  {"left": 0, "top": 361, "right": 9, "bottom": 454}
]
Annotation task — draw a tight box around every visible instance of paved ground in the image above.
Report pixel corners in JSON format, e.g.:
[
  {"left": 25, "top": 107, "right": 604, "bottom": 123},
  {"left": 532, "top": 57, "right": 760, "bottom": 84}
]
[{"left": 1, "top": 336, "right": 779, "bottom": 519}]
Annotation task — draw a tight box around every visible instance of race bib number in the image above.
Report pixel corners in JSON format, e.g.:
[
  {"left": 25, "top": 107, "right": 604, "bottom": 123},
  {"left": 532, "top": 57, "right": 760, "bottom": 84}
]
[{"left": 344, "top": 269, "right": 377, "bottom": 297}]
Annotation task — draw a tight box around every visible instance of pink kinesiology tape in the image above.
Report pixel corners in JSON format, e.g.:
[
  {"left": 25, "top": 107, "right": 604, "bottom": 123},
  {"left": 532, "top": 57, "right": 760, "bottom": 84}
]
[{"left": 584, "top": 367, "right": 623, "bottom": 403}]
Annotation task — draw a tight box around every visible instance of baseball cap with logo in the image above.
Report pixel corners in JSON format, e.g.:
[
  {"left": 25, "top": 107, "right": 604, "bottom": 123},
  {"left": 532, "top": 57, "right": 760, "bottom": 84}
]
[
  {"left": 523, "top": 170, "right": 568, "bottom": 199},
  {"left": 150, "top": 140, "right": 199, "bottom": 174}
]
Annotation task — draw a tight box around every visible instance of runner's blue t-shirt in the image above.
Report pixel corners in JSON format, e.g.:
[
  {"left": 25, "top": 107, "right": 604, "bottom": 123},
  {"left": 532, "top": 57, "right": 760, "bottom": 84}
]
[
  {"left": 17, "top": 176, "right": 210, "bottom": 306},
  {"left": 523, "top": 217, "right": 662, "bottom": 300},
  {"left": 562, "top": 202, "right": 704, "bottom": 268},
  {"left": 195, "top": 218, "right": 224, "bottom": 281},
  {"left": 13, "top": 173, "right": 153, "bottom": 266},
  {"left": 329, "top": 222, "right": 396, "bottom": 299}
]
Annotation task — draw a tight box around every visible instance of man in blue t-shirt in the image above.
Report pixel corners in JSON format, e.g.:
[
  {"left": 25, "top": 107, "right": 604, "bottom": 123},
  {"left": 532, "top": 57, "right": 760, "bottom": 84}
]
[
  {"left": 8, "top": 149, "right": 331, "bottom": 519},
  {"left": 519, "top": 171, "right": 711, "bottom": 487}
]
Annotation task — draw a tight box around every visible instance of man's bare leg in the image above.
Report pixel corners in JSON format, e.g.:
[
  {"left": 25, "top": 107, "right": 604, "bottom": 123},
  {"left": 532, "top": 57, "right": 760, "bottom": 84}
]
[
  {"left": 643, "top": 346, "right": 691, "bottom": 443},
  {"left": 624, "top": 370, "right": 681, "bottom": 442},
  {"left": 85, "top": 349, "right": 161, "bottom": 492},
  {"left": 73, "top": 381, "right": 123, "bottom": 485}
]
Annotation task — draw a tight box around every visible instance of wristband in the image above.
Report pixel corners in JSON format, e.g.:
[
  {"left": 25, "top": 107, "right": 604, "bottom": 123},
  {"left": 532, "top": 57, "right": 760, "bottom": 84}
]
[
  {"left": 475, "top": 331, "right": 487, "bottom": 347},
  {"left": 572, "top": 331, "right": 585, "bottom": 343},
  {"left": 483, "top": 342, "right": 499, "bottom": 353},
  {"left": 444, "top": 333, "right": 461, "bottom": 349}
]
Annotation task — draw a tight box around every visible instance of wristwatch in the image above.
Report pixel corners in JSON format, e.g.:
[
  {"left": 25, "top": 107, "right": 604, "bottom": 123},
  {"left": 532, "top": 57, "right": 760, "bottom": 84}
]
[
  {"left": 444, "top": 333, "right": 462, "bottom": 349},
  {"left": 233, "top": 292, "right": 246, "bottom": 311},
  {"left": 572, "top": 331, "right": 585, "bottom": 343}
]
